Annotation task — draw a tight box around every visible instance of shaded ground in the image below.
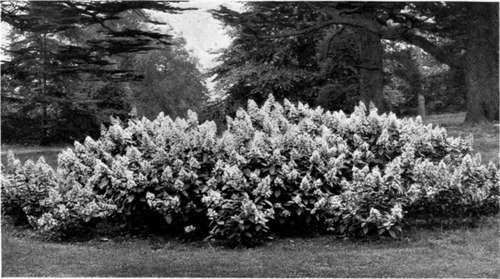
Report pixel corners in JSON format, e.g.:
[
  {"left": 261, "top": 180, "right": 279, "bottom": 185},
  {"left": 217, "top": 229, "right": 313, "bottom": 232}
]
[{"left": 2, "top": 217, "right": 498, "bottom": 277}]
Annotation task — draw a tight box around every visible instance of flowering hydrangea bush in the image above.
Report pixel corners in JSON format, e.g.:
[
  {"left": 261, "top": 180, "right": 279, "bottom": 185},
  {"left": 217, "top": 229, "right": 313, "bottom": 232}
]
[
  {"left": 1, "top": 153, "right": 56, "bottom": 224},
  {"left": 1, "top": 95, "right": 498, "bottom": 246}
]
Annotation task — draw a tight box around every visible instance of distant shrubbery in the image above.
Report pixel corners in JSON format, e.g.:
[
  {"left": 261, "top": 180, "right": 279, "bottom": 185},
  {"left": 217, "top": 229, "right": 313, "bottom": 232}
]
[{"left": 2, "top": 96, "right": 498, "bottom": 246}]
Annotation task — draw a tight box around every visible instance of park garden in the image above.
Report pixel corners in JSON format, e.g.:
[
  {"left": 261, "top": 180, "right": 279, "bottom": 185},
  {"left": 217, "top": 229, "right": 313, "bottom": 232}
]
[{"left": 1, "top": 1, "right": 498, "bottom": 277}]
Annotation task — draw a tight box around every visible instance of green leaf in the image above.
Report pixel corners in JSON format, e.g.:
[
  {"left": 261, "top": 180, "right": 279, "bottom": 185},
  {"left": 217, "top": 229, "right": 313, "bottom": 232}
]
[
  {"left": 243, "top": 168, "right": 251, "bottom": 177},
  {"left": 165, "top": 215, "right": 173, "bottom": 224},
  {"left": 339, "top": 225, "right": 346, "bottom": 233},
  {"left": 269, "top": 165, "right": 276, "bottom": 175},
  {"left": 274, "top": 190, "right": 281, "bottom": 197}
]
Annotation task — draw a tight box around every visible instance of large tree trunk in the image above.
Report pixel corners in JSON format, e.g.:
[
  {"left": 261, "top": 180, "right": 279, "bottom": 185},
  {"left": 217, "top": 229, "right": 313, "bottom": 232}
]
[
  {"left": 358, "top": 29, "right": 385, "bottom": 111},
  {"left": 464, "top": 3, "right": 499, "bottom": 122},
  {"left": 40, "top": 32, "right": 49, "bottom": 143},
  {"left": 405, "top": 48, "right": 426, "bottom": 118}
]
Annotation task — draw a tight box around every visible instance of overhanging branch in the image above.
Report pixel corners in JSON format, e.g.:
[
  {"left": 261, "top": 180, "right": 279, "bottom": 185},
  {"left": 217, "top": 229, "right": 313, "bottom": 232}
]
[
  {"left": 399, "top": 31, "right": 462, "bottom": 68},
  {"left": 258, "top": 9, "right": 382, "bottom": 39},
  {"left": 257, "top": 8, "right": 462, "bottom": 69}
]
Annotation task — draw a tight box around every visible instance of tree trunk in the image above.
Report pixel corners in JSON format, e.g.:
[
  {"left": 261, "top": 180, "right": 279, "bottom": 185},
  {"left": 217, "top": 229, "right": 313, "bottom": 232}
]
[
  {"left": 405, "top": 48, "right": 425, "bottom": 118},
  {"left": 417, "top": 94, "right": 426, "bottom": 118},
  {"left": 41, "top": 32, "right": 49, "bottom": 143},
  {"left": 358, "top": 29, "right": 385, "bottom": 111},
  {"left": 464, "top": 3, "right": 499, "bottom": 122}
]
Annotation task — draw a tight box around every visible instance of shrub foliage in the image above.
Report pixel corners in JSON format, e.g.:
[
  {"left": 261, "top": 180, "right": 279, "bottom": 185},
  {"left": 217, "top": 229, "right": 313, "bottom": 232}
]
[{"left": 2, "top": 96, "right": 498, "bottom": 246}]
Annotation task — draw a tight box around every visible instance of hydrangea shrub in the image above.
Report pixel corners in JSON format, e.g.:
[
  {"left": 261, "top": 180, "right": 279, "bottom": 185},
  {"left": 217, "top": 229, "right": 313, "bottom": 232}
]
[{"left": 2, "top": 96, "right": 498, "bottom": 246}]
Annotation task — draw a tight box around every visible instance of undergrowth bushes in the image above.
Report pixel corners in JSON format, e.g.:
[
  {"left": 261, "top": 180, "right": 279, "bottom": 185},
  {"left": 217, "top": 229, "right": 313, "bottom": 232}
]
[{"left": 2, "top": 96, "right": 498, "bottom": 246}]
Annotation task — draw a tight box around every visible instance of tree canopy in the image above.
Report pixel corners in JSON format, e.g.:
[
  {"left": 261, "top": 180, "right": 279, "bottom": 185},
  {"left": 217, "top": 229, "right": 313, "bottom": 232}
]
[
  {"left": 210, "top": 2, "right": 498, "bottom": 122},
  {"left": 126, "top": 36, "right": 208, "bottom": 119},
  {"left": 1, "top": 1, "right": 205, "bottom": 143}
]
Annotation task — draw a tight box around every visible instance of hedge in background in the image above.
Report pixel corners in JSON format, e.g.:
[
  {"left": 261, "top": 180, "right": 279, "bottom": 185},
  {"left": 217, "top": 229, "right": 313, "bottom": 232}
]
[{"left": 2, "top": 96, "right": 498, "bottom": 246}]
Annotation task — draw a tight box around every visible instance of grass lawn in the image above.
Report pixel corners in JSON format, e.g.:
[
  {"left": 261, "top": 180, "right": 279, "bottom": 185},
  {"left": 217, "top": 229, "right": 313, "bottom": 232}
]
[
  {"left": 2, "top": 217, "right": 498, "bottom": 277},
  {"left": 0, "top": 144, "right": 67, "bottom": 168},
  {"left": 445, "top": 123, "right": 499, "bottom": 163},
  {"left": 1, "top": 120, "right": 498, "bottom": 277}
]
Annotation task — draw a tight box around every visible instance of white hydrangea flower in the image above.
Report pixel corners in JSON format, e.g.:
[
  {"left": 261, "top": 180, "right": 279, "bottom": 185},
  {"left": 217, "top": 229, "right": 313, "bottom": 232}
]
[
  {"left": 36, "top": 213, "right": 59, "bottom": 231},
  {"left": 292, "top": 194, "right": 302, "bottom": 205},
  {"left": 253, "top": 175, "right": 272, "bottom": 198},
  {"left": 188, "top": 157, "right": 201, "bottom": 169},
  {"left": 184, "top": 225, "right": 196, "bottom": 233},
  {"left": 173, "top": 179, "right": 184, "bottom": 191},
  {"left": 300, "top": 175, "right": 312, "bottom": 191},
  {"left": 207, "top": 208, "right": 218, "bottom": 219},
  {"left": 390, "top": 203, "right": 403, "bottom": 220},
  {"left": 310, "top": 150, "right": 321, "bottom": 164},
  {"left": 369, "top": 208, "right": 382, "bottom": 220},
  {"left": 274, "top": 177, "right": 284, "bottom": 187},
  {"left": 326, "top": 196, "right": 341, "bottom": 210},
  {"left": 202, "top": 189, "right": 223, "bottom": 205}
]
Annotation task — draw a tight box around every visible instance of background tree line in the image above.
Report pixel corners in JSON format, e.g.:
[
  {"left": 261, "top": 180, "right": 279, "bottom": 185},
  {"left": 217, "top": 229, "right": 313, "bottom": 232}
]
[
  {"left": 1, "top": 1, "right": 498, "bottom": 145},
  {"left": 207, "top": 2, "right": 498, "bottom": 123},
  {"left": 1, "top": 1, "right": 207, "bottom": 144}
]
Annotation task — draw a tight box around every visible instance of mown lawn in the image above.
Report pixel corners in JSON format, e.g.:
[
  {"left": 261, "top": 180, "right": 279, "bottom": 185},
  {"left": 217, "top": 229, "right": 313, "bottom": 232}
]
[
  {"left": 445, "top": 123, "right": 499, "bottom": 163},
  {"left": 2, "top": 217, "right": 498, "bottom": 277},
  {"left": 1, "top": 121, "right": 498, "bottom": 277},
  {"left": 0, "top": 144, "right": 67, "bottom": 168}
]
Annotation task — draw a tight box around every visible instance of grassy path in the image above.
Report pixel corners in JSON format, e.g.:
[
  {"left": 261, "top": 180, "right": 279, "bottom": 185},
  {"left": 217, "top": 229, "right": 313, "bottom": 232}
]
[{"left": 2, "top": 217, "right": 498, "bottom": 277}]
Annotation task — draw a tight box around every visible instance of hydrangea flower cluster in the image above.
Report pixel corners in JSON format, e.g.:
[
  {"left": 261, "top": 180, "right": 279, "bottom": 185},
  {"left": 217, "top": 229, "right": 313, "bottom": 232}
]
[{"left": 1, "top": 95, "right": 498, "bottom": 246}]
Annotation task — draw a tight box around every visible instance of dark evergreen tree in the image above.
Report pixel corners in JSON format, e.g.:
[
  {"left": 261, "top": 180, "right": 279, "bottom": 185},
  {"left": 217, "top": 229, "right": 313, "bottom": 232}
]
[
  {"left": 210, "top": 3, "right": 364, "bottom": 113},
  {"left": 1, "top": 1, "right": 186, "bottom": 143}
]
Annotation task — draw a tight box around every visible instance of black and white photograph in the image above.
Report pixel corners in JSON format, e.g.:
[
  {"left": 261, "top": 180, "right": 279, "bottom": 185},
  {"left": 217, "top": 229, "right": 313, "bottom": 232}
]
[{"left": 0, "top": 0, "right": 498, "bottom": 277}]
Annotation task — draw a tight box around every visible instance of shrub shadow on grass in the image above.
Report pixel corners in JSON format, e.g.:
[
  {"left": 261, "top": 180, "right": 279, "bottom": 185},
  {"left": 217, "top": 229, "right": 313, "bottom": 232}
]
[{"left": 2, "top": 215, "right": 498, "bottom": 277}]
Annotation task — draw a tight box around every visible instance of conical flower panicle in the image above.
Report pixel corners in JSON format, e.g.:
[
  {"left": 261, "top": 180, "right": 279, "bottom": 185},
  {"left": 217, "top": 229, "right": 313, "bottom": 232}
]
[{"left": 4, "top": 151, "right": 22, "bottom": 174}]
